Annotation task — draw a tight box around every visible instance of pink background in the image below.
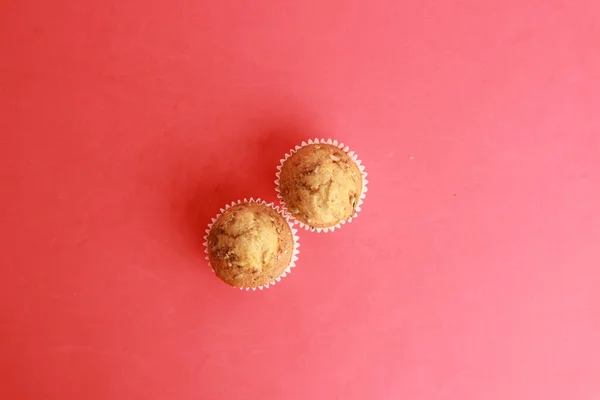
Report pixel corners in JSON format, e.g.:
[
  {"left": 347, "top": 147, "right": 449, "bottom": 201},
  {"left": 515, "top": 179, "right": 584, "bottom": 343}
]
[{"left": 1, "top": 0, "right": 599, "bottom": 399}]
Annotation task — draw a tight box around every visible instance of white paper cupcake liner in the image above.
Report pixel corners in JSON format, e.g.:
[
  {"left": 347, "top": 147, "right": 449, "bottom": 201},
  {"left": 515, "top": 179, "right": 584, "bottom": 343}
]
[
  {"left": 274, "top": 138, "right": 369, "bottom": 233},
  {"left": 203, "top": 198, "right": 300, "bottom": 291}
]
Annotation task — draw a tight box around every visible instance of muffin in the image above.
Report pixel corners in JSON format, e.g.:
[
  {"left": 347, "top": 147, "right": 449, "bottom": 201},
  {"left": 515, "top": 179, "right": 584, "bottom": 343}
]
[
  {"left": 277, "top": 140, "right": 364, "bottom": 230},
  {"left": 205, "top": 200, "right": 297, "bottom": 290}
]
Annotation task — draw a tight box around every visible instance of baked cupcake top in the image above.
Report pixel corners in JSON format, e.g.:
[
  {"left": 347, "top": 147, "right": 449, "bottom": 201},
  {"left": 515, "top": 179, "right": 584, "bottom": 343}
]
[
  {"left": 207, "top": 201, "right": 294, "bottom": 289},
  {"left": 279, "top": 143, "right": 362, "bottom": 228}
]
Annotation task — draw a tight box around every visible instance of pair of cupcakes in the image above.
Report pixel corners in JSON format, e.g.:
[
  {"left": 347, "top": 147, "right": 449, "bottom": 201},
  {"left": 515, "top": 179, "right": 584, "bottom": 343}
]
[{"left": 204, "top": 139, "right": 368, "bottom": 291}]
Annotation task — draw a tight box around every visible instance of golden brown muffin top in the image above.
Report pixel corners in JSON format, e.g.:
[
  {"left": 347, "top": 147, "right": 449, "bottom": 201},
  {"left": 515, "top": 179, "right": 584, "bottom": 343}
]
[
  {"left": 279, "top": 143, "right": 362, "bottom": 228},
  {"left": 207, "top": 202, "right": 294, "bottom": 288}
]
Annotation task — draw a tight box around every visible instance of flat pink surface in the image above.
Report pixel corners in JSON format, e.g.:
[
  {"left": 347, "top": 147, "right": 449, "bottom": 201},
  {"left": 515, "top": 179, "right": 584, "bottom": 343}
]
[{"left": 1, "top": 0, "right": 599, "bottom": 399}]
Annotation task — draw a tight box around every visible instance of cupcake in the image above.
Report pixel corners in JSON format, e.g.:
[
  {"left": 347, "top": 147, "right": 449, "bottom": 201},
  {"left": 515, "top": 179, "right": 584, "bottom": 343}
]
[
  {"left": 204, "top": 199, "right": 299, "bottom": 290},
  {"left": 276, "top": 139, "right": 368, "bottom": 232}
]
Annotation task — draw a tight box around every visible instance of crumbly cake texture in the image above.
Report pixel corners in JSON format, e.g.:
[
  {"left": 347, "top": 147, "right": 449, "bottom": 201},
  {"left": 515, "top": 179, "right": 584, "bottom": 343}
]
[
  {"left": 206, "top": 201, "right": 295, "bottom": 289},
  {"left": 278, "top": 143, "right": 363, "bottom": 229}
]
